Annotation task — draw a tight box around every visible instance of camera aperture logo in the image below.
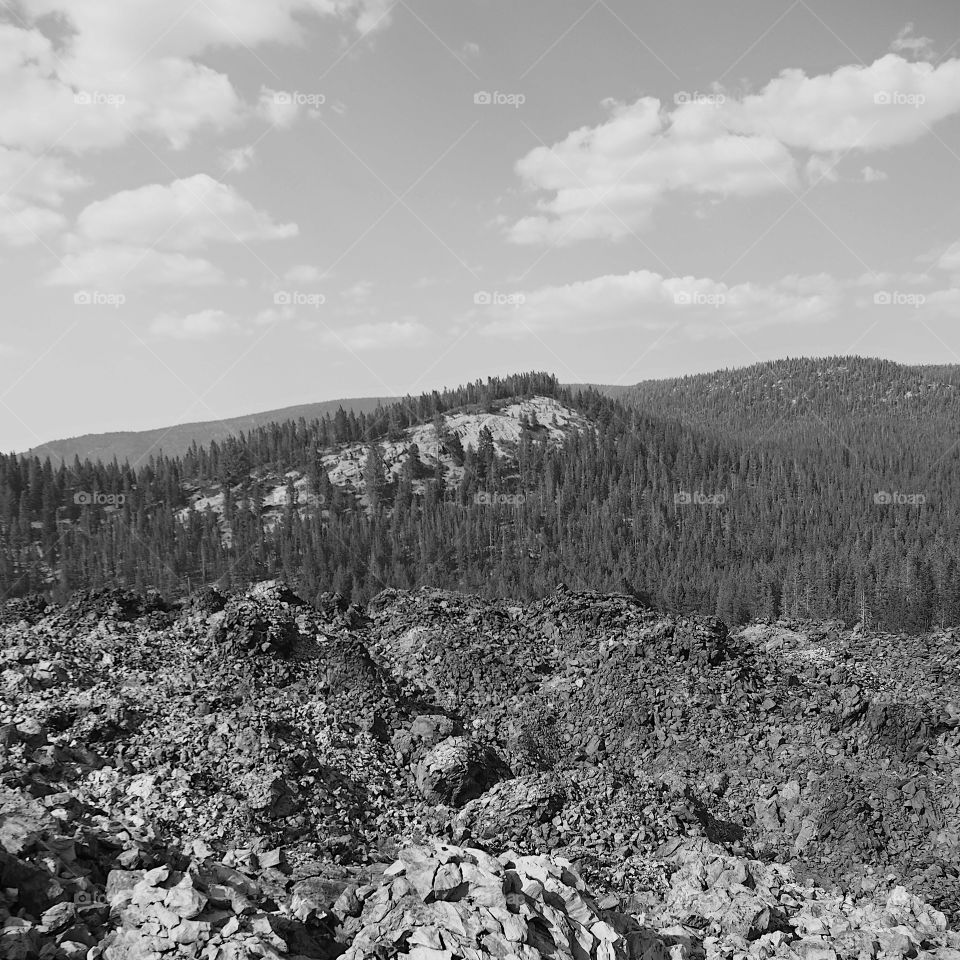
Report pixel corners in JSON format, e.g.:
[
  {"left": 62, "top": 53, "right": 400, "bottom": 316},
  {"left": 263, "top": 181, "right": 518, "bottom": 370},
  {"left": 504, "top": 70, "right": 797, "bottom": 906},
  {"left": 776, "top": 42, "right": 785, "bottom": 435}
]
[
  {"left": 274, "top": 291, "right": 325, "bottom": 308},
  {"left": 74, "top": 290, "right": 125, "bottom": 308},
  {"left": 74, "top": 491, "right": 126, "bottom": 507},
  {"left": 474, "top": 91, "right": 526, "bottom": 109}
]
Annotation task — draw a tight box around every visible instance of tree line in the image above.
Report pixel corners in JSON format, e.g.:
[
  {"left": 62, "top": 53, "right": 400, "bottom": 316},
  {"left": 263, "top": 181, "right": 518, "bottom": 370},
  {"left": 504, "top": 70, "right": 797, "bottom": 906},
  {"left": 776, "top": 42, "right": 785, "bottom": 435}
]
[{"left": 1, "top": 366, "right": 958, "bottom": 632}]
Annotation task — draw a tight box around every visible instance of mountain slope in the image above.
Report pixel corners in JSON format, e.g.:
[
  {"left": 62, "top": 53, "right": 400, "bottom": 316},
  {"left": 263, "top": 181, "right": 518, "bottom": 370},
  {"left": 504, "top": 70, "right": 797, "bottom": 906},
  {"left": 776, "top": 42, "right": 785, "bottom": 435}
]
[
  {"left": 596, "top": 356, "right": 960, "bottom": 437},
  {"left": 22, "top": 396, "right": 398, "bottom": 466},
  {"left": 3, "top": 369, "right": 960, "bottom": 632}
]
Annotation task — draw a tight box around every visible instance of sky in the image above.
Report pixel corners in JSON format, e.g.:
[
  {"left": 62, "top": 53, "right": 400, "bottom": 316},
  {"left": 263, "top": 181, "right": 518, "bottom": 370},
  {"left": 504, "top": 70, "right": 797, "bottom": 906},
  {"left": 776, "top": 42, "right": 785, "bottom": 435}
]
[{"left": 2, "top": 0, "right": 960, "bottom": 451}]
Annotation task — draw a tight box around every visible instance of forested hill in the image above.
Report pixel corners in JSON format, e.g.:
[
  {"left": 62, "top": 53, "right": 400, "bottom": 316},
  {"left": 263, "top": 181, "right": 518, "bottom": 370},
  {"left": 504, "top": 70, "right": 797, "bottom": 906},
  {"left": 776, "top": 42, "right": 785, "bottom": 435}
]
[
  {"left": 23, "top": 395, "right": 397, "bottom": 466},
  {"left": 1, "top": 367, "right": 959, "bottom": 632},
  {"left": 602, "top": 357, "right": 960, "bottom": 438}
]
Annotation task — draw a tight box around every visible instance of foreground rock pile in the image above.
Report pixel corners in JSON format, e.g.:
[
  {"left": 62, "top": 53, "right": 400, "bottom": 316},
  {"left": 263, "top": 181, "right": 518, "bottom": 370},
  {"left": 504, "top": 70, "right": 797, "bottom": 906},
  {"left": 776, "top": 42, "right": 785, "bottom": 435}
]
[{"left": 2, "top": 582, "right": 960, "bottom": 958}]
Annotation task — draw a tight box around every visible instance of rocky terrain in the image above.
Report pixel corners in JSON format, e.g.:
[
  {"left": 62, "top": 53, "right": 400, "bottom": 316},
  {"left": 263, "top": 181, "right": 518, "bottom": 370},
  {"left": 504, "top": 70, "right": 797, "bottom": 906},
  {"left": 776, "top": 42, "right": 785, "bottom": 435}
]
[{"left": 2, "top": 582, "right": 960, "bottom": 959}]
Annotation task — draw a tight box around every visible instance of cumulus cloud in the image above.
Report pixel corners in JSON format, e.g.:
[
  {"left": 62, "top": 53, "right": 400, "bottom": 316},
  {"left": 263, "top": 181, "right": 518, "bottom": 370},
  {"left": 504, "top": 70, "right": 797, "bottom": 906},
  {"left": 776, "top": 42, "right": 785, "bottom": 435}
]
[
  {"left": 926, "top": 288, "right": 960, "bottom": 314},
  {"left": 341, "top": 280, "right": 374, "bottom": 305},
  {"left": 510, "top": 96, "right": 797, "bottom": 244},
  {"left": 0, "top": 201, "right": 66, "bottom": 246},
  {"left": 150, "top": 309, "right": 239, "bottom": 340},
  {"left": 860, "top": 166, "right": 888, "bottom": 183},
  {"left": 890, "top": 23, "right": 934, "bottom": 60},
  {"left": 475, "top": 270, "right": 840, "bottom": 340},
  {"left": 0, "top": 1, "right": 391, "bottom": 157},
  {"left": 221, "top": 146, "right": 256, "bottom": 174},
  {"left": 73, "top": 175, "right": 298, "bottom": 251},
  {"left": 46, "top": 245, "right": 225, "bottom": 290},
  {"left": 510, "top": 54, "right": 960, "bottom": 243},
  {"left": 0, "top": 147, "right": 87, "bottom": 246},
  {"left": 722, "top": 54, "right": 960, "bottom": 153},
  {"left": 321, "top": 319, "right": 428, "bottom": 350},
  {"left": 284, "top": 264, "right": 323, "bottom": 284},
  {"left": 805, "top": 154, "right": 840, "bottom": 185},
  {"left": 258, "top": 88, "right": 305, "bottom": 129},
  {"left": 937, "top": 244, "right": 960, "bottom": 274}
]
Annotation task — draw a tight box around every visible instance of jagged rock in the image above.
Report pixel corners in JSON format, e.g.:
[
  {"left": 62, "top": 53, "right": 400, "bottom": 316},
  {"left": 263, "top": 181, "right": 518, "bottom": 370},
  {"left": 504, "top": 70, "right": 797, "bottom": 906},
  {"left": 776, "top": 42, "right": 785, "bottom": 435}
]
[
  {"left": 180, "top": 586, "right": 227, "bottom": 617},
  {"left": 208, "top": 597, "right": 299, "bottom": 657},
  {"left": 342, "top": 842, "right": 666, "bottom": 960},
  {"left": 454, "top": 773, "right": 566, "bottom": 842},
  {"left": 415, "top": 737, "right": 510, "bottom": 807}
]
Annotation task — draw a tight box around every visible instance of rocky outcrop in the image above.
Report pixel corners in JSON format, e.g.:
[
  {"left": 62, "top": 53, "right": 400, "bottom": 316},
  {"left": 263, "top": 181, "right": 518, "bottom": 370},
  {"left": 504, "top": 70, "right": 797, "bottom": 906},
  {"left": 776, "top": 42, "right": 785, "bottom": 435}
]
[
  {"left": 414, "top": 737, "right": 510, "bottom": 807},
  {"left": 343, "top": 841, "right": 960, "bottom": 960},
  {"left": 3, "top": 580, "right": 960, "bottom": 958}
]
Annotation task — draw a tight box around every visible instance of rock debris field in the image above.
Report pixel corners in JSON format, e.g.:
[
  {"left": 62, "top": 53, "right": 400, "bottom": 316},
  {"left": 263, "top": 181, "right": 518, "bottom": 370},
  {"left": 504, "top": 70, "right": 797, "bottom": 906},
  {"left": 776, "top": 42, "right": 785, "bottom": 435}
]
[{"left": 2, "top": 581, "right": 960, "bottom": 959}]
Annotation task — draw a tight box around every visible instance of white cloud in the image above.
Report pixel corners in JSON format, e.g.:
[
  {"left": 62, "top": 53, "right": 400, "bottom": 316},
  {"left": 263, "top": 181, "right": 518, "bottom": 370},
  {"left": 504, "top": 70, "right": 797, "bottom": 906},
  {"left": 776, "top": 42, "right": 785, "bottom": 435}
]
[
  {"left": 0, "top": 22, "right": 241, "bottom": 155},
  {"left": 723, "top": 54, "right": 960, "bottom": 153},
  {"left": 891, "top": 23, "right": 934, "bottom": 60},
  {"left": 0, "top": 148, "right": 87, "bottom": 205},
  {"left": 0, "top": 0, "right": 391, "bottom": 158},
  {"left": 511, "top": 96, "right": 796, "bottom": 244},
  {"left": 221, "top": 145, "right": 256, "bottom": 173},
  {"left": 860, "top": 166, "right": 888, "bottom": 183},
  {"left": 254, "top": 305, "right": 296, "bottom": 326},
  {"left": 0, "top": 201, "right": 66, "bottom": 246},
  {"left": 258, "top": 88, "right": 304, "bottom": 129},
  {"left": 46, "top": 245, "right": 225, "bottom": 289},
  {"left": 150, "top": 309, "right": 239, "bottom": 340},
  {"left": 937, "top": 244, "right": 960, "bottom": 274},
  {"left": 284, "top": 264, "right": 323, "bottom": 284},
  {"left": 341, "top": 280, "right": 374, "bottom": 304},
  {"left": 476, "top": 269, "right": 840, "bottom": 339},
  {"left": 805, "top": 154, "right": 840, "bottom": 184},
  {"left": 510, "top": 54, "right": 960, "bottom": 242},
  {"left": 0, "top": 147, "right": 86, "bottom": 246},
  {"left": 925, "top": 288, "right": 960, "bottom": 316},
  {"left": 74, "top": 175, "right": 298, "bottom": 251},
  {"left": 322, "top": 319, "right": 427, "bottom": 350}
]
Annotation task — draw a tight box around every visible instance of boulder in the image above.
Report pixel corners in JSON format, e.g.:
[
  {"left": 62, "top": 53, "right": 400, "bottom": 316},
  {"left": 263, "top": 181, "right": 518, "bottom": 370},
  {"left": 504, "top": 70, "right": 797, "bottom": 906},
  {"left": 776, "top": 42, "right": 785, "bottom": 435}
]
[{"left": 415, "top": 737, "right": 510, "bottom": 807}]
